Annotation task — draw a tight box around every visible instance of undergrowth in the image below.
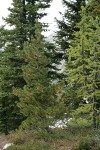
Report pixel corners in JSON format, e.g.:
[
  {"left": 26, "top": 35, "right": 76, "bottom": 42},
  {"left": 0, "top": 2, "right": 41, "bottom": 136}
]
[{"left": 5, "top": 128, "right": 100, "bottom": 150}]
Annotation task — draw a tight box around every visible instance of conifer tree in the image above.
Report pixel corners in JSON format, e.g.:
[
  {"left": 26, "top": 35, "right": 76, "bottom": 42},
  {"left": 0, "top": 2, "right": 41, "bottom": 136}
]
[
  {"left": 55, "top": 0, "right": 88, "bottom": 115},
  {"left": 14, "top": 22, "right": 57, "bottom": 131},
  {"left": 87, "top": 0, "right": 100, "bottom": 128},
  {"left": 0, "top": 0, "right": 52, "bottom": 134},
  {"left": 56, "top": 0, "right": 87, "bottom": 53},
  {"left": 67, "top": 6, "right": 100, "bottom": 128}
]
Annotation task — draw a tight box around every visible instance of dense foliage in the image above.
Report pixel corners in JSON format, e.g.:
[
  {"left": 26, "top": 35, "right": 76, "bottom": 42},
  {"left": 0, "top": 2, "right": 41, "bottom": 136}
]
[
  {"left": 0, "top": 0, "right": 99, "bottom": 140},
  {"left": 67, "top": 5, "right": 100, "bottom": 128},
  {"left": 0, "top": 0, "right": 52, "bottom": 134},
  {"left": 56, "top": 0, "right": 87, "bottom": 54},
  {"left": 14, "top": 22, "right": 58, "bottom": 131}
]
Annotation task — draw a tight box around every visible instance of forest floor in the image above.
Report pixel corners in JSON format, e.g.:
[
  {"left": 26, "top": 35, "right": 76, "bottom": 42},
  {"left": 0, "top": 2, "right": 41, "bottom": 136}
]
[
  {"left": 49, "top": 139, "right": 77, "bottom": 150},
  {"left": 0, "top": 134, "right": 77, "bottom": 150},
  {"left": 0, "top": 128, "right": 98, "bottom": 150},
  {"left": 0, "top": 138, "right": 75, "bottom": 150},
  {"left": 0, "top": 136, "right": 8, "bottom": 150}
]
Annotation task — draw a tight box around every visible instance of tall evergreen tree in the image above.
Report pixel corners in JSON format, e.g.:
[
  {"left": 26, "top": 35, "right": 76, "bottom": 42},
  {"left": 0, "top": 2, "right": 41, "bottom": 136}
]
[
  {"left": 14, "top": 22, "right": 57, "bottom": 131},
  {"left": 55, "top": 0, "right": 88, "bottom": 115},
  {"left": 87, "top": 0, "right": 100, "bottom": 128},
  {"left": 0, "top": 0, "right": 52, "bottom": 134},
  {"left": 67, "top": 5, "right": 100, "bottom": 128},
  {"left": 56, "top": 0, "right": 87, "bottom": 53}
]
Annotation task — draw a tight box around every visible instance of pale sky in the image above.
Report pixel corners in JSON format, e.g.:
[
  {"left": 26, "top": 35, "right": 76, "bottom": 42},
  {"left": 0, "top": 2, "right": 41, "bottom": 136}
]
[{"left": 0, "top": 0, "right": 64, "bottom": 36}]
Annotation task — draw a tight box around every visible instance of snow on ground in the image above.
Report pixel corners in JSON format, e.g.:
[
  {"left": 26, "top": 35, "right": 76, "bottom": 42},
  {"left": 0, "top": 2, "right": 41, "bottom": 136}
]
[
  {"left": 49, "top": 118, "right": 72, "bottom": 129},
  {"left": 3, "top": 143, "right": 13, "bottom": 150}
]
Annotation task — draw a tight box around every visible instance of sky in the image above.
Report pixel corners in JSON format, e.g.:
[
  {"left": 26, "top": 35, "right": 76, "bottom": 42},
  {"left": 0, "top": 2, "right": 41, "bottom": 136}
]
[{"left": 0, "top": 0, "right": 64, "bottom": 36}]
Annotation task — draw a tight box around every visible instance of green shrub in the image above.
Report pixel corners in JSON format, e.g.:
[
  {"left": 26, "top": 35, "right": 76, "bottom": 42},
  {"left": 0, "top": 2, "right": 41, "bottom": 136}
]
[
  {"left": 75, "top": 138, "right": 91, "bottom": 150},
  {"left": 73, "top": 135, "right": 100, "bottom": 150},
  {"left": 6, "top": 142, "right": 56, "bottom": 150}
]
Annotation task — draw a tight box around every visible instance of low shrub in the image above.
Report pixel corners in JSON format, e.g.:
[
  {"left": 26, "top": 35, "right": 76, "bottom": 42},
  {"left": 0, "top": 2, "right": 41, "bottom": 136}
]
[
  {"left": 6, "top": 141, "right": 56, "bottom": 150},
  {"left": 73, "top": 135, "right": 100, "bottom": 150}
]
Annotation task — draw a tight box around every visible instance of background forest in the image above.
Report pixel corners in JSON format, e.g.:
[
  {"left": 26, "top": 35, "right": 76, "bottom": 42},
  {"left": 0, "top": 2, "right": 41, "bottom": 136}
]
[{"left": 0, "top": 0, "right": 100, "bottom": 150}]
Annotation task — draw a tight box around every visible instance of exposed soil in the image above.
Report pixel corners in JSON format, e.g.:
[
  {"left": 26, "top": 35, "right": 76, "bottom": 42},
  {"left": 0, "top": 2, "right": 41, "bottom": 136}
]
[{"left": 0, "top": 136, "right": 8, "bottom": 150}]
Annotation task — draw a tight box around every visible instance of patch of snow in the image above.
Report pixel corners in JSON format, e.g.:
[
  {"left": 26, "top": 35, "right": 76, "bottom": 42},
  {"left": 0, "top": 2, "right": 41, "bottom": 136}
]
[
  {"left": 83, "top": 97, "right": 89, "bottom": 104},
  {"left": 49, "top": 118, "right": 72, "bottom": 129},
  {"left": 49, "top": 118, "right": 68, "bottom": 129},
  {"left": 3, "top": 143, "right": 13, "bottom": 150}
]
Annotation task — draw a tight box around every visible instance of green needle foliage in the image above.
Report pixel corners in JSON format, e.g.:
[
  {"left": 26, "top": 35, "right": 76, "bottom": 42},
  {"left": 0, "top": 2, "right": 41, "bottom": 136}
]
[
  {"left": 14, "top": 22, "right": 57, "bottom": 132},
  {"left": 0, "top": 0, "right": 52, "bottom": 134},
  {"left": 67, "top": 4, "right": 100, "bottom": 129},
  {"left": 55, "top": 0, "right": 88, "bottom": 113},
  {"left": 56, "top": 0, "right": 87, "bottom": 54}
]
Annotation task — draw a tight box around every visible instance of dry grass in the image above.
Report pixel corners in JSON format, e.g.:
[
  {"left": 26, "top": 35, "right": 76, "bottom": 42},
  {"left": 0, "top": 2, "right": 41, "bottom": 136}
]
[
  {"left": 52, "top": 139, "right": 78, "bottom": 150},
  {"left": 1, "top": 128, "right": 98, "bottom": 150}
]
